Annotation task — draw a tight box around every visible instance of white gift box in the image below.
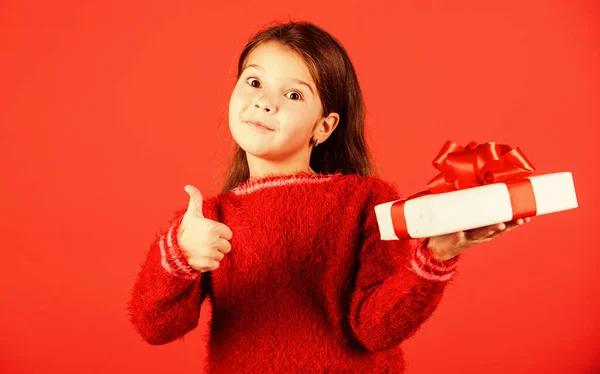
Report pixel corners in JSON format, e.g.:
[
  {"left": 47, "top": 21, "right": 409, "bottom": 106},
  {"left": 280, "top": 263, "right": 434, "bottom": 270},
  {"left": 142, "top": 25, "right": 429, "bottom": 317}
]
[{"left": 374, "top": 172, "right": 578, "bottom": 240}]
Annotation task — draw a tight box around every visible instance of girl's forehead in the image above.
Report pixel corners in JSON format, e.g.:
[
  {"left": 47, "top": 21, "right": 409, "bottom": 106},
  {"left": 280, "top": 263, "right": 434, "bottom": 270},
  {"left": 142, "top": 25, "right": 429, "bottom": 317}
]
[{"left": 244, "top": 42, "right": 313, "bottom": 81}]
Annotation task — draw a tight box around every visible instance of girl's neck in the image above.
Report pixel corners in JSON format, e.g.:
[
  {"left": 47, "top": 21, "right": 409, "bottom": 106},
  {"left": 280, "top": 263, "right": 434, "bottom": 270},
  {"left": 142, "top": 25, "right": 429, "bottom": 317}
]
[
  {"left": 248, "top": 166, "right": 316, "bottom": 179},
  {"left": 246, "top": 154, "right": 315, "bottom": 179}
]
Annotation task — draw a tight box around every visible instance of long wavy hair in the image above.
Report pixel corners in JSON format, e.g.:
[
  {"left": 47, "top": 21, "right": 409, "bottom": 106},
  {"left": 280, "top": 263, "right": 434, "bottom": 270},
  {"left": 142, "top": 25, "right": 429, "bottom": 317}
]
[{"left": 222, "top": 21, "right": 376, "bottom": 193}]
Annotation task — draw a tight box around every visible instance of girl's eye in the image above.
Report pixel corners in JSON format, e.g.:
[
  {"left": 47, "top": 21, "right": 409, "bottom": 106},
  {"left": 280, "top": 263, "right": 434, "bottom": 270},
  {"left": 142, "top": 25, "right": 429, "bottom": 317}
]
[
  {"left": 247, "top": 77, "right": 261, "bottom": 88},
  {"left": 286, "top": 91, "right": 302, "bottom": 101}
]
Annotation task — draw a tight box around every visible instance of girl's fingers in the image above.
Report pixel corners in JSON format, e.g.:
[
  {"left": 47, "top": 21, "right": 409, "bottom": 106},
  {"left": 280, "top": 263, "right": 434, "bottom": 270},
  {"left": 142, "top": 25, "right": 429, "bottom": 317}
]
[
  {"left": 489, "top": 218, "right": 529, "bottom": 238},
  {"left": 465, "top": 225, "right": 499, "bottom": 241},
  {"left": 507, "top": 218, "right": 526, "bottom": 230},
  {"left": 468, "top": 221, "right": 513, "bottom": 241},
  {"left": 445, "top": 217, "right": 532, "bottom": 249}
]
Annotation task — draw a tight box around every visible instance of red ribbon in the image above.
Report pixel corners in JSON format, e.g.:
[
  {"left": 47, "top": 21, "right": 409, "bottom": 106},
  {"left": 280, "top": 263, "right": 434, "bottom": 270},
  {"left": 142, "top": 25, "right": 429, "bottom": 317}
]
[
  {"left": 391, "top": 141, "right": 538, "bottom": 239},
  {"left": 426, "top": 141, "right": 536, "bottom": 193}
]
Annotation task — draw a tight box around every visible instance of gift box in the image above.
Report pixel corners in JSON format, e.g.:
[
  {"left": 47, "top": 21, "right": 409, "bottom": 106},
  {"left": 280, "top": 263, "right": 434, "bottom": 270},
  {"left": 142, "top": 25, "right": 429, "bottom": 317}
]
[{"left": 374, "top": 141, "right": 578, "bottom": 240}]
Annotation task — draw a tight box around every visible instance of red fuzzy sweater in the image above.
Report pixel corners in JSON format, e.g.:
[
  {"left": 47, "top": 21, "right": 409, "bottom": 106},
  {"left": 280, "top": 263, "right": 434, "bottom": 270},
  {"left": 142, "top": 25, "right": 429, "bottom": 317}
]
[{"left": 127, "top": 172, "right": 460, "bottom": 373}]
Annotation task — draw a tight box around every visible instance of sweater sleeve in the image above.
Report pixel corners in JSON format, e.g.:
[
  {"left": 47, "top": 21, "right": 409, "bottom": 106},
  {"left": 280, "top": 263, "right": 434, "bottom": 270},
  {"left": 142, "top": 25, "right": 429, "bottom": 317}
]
[
  {"left": 348, "top": 177, "right": 461, "bottom": 352},
  {"left": 126, "top": 197, "right": 218, "bottom": 345}
]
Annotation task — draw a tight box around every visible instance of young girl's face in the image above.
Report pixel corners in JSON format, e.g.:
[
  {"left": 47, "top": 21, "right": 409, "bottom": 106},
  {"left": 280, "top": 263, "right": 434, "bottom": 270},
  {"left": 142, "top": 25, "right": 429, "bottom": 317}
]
[{"left": 228, "top": 41, "right": 327, "bottom": 166}]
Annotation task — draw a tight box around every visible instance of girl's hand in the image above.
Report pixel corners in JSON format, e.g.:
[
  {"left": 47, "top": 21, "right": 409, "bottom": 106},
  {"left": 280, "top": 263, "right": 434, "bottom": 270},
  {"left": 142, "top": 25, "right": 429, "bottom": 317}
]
[
  {"left": 178, "top": 185, "right": 233, "bottom": 272},
  {"left": 426, "top": 217, "right": 532, "bottom": 261}
]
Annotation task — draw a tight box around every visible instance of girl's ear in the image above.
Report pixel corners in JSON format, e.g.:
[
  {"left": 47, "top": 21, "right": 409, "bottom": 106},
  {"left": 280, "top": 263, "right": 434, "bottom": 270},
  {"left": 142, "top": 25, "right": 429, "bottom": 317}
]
[{"left": 314, "top": 112, "right": 340, "bottom": 143}]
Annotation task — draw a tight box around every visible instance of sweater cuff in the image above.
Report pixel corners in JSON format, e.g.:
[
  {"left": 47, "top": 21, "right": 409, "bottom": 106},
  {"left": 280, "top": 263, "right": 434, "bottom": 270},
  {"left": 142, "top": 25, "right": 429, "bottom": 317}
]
[
  {"left": 409, "top": 238, "right": 460, "bottom": 282},
  {"left": 159, "top": 215, "right": 199, "bottom": 280}
]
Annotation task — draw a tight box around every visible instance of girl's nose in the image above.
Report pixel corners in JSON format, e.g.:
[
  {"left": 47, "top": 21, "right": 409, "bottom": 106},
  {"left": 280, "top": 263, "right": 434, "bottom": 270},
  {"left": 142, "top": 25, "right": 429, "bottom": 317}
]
[
  {"left": 254, "top": 95, "right": 275, "bottom": 112},
  {"left": 254, "top": 102, "right": 271, "bottom": 112}
]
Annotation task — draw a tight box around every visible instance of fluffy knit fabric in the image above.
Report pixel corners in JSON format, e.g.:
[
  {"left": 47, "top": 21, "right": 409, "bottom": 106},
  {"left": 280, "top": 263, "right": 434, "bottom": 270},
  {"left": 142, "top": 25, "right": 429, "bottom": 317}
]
[{"left": 127, "top": 172, "right": 461, "bottom": 373}]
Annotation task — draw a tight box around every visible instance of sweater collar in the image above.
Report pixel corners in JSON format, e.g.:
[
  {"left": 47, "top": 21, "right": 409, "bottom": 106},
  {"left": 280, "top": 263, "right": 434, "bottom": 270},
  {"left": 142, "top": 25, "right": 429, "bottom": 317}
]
[{"left": 231, "top": 171, "right": 341, "bottom": 196}]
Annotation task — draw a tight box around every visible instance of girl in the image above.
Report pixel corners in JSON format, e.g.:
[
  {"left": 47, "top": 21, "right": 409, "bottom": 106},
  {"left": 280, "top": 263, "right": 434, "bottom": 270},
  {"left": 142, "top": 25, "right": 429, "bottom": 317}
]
[{"left": 127, "top": 21, "right": 529, "bottom": 373}]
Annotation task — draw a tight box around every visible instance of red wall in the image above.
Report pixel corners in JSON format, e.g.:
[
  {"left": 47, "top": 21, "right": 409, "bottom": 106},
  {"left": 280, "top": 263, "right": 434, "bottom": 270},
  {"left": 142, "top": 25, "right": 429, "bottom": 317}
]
[{"left": 1, "top": 1, "right": 598, "bottom": 373}]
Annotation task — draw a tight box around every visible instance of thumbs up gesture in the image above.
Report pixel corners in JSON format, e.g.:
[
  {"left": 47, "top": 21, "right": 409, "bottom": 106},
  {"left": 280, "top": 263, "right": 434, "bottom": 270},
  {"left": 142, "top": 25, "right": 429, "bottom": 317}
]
[{"left": 177, "top": 185, "right": 233, "bottom": 272}]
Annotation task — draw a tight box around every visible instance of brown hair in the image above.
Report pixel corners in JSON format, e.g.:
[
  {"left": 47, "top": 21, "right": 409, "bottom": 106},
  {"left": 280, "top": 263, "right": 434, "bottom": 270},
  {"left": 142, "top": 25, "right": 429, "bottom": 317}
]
[{"left": 221, "top": 21, "right": 376, "bottom": 193}]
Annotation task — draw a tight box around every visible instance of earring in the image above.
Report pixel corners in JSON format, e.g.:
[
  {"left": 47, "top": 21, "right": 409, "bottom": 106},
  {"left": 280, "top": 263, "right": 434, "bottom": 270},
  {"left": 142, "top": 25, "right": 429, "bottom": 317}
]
[{"left": 313, "top": 138, "right": 319, "bottom": 147}]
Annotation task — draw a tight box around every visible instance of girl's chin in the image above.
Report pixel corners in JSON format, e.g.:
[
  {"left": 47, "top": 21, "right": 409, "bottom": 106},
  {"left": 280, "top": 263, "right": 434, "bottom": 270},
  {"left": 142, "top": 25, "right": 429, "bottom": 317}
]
[{"left": 237, "top": 143, "right": 273, "bottom": 157}]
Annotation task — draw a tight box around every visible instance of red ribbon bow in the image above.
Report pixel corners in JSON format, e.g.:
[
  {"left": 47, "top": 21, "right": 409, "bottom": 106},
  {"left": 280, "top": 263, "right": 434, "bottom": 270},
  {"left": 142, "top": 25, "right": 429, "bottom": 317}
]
[
  {"left": 425, "top": 141, "right": 536, "bottom": 193},
  {"left": 389, "top": 141, "right": 538, "bottom": 239}
]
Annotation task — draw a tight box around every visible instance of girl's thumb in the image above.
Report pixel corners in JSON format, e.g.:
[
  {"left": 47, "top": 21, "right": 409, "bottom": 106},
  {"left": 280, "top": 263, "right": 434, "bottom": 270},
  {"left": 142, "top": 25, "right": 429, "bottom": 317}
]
[{"left": 184, "top": 185, "right": 204, "bottom": 218}]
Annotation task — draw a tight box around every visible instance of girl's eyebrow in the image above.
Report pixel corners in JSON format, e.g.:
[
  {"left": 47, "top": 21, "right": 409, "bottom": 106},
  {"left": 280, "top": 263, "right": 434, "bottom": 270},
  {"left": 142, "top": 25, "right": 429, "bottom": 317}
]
[
  {"left": 244, "top": 64, "right": 264, "bottom": 72},
  {"left": 290, "top": 78, "right": 314, "bottom": 95},
  {"left": 243, "top": 64, "right": 315, "bottom": 95}
]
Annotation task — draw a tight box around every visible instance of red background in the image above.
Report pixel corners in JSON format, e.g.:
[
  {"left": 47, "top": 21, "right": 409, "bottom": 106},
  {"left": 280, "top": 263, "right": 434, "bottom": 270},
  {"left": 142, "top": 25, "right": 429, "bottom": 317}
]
[{"left": 1, "top": 1, "right": 598, "bottom": 373}]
